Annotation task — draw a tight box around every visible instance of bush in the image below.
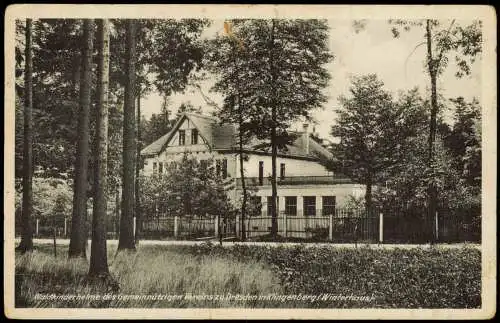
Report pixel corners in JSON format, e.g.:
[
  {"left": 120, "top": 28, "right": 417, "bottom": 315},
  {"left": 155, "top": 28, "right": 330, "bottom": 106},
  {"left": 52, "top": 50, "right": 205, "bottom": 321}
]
[
  {"left": 176, "top": 243, "right": 481, "bottom": 308},
  {"left": 15, "top": 177, "right": 73, "bottom": 234},
  {"left": 139, "top": 153, "right": 236, "bottom": 218}
]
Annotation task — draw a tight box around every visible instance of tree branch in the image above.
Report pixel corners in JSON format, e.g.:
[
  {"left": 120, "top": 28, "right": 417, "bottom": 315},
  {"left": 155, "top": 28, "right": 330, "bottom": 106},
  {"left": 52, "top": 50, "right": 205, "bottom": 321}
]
[
  {"left": 404, "top": 41, "right": 427, "bottom": 79},
  {"left": 194, "top": 84, "right": 220, "bottom": 109},
  {"left": 435, "top": 19, "right": 456, "bottom": 70}
]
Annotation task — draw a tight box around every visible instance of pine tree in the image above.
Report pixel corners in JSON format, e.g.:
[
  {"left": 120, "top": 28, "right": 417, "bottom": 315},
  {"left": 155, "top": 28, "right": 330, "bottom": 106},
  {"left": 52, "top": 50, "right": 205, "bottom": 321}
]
[
  {"left": 69, "top": 19, "right": 94, "bottom": 258},
  {"left": 16, "top": 18, "right": 34, "bottom": 253},
  {"left": 89, "top": 19, "right": 111, "bottom": 277},
  {"left": 118, "top": 19, "right": 137, "bottom": 251}
]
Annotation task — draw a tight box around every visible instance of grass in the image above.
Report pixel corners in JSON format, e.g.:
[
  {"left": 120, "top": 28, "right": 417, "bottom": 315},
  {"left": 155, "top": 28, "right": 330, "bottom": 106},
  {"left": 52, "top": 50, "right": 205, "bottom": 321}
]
[
  {"left": 15, "top": 244, "right": 282, "bottom": 308},
  {"left": 15, "top": 242, "right": 481, "bottom": 308}
]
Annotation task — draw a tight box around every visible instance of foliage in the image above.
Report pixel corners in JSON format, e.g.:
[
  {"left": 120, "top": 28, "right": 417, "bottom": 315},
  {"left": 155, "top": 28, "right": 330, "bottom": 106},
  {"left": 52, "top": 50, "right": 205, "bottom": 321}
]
[
  {"left": 443, "top": 97, "right": 481, "bottom": 187},
  {"left": 372, "top": 95, "right": 481, "bottom": 217},
  {"left": 207, "top": 19, "right": 333, "bottom": 148},
  {"left": 14, "top": 18, "right": 210, "bottom": 182},
  {"left": 139, "top": 153, "right": 236, "bottom": 217},
  {"left": 343, "top": 194, "right": 366, "bottom": 212},
  {"left": 388, "top": 19, "right": 482, "bottom": 221},
  {"left": 15, "top": 177, "right": 73, "bottom": 221},
  {"left": 181, "top": 243, "right": 481, "bottom": 308},
  {"left": 232, "top": 185, "right": 261, "bottom": 217},
  {"left": 330, "top": 74, "right": 416, "bottom": 209},
  {"left": 16, "top": 243, "right": 480, "bottom": 308},
  {"left": 388, "top": 19, "right": 482, "bottom": 78}
]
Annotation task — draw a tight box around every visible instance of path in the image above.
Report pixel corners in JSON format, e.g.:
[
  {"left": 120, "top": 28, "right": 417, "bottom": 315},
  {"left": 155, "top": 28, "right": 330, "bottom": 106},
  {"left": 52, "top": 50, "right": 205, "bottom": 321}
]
[{"left": 15, "top": 238, "right": 481, "bottom": 250}]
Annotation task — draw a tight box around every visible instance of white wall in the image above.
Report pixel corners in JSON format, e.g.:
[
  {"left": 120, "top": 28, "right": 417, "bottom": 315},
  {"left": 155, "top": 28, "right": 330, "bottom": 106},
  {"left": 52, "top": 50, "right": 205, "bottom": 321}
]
[
  {"left": 144, "top": 150, "right": 333, "bottom": 179},
  {"left": 236, "top": 184, "right": 366, "bottom": 211},
  {"left": 237, "top": 154, "right": 332, "bottom": 178}
]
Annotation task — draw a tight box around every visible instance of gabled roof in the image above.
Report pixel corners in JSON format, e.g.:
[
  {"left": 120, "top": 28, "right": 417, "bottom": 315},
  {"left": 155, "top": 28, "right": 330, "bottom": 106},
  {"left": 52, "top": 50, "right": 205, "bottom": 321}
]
[
  {"left": 141, "top": 113, "right": 218, "bottom": 156},
  {"left": 141, "top": 112, "right": 333, "bottom": 161}
]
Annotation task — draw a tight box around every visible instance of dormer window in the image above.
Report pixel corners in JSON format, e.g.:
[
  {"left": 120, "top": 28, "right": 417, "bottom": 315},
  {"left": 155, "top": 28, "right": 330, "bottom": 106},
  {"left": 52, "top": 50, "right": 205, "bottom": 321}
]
[
  {"left": 191, "top": 129, "right": 198, "bottom": 145},
  {"left": 178, "top": 130, "right": 185, "bottom": 145}
]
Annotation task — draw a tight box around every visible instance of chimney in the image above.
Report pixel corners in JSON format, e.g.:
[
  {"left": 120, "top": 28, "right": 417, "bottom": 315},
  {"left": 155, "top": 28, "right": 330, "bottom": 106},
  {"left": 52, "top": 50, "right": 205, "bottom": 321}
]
[{"left": 302, "top": 123, "right": 309, "bottom": 155}]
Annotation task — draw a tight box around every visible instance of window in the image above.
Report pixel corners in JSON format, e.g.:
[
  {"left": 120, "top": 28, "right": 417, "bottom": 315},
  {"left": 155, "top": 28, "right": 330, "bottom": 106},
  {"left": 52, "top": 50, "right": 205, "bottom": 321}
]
[
  {"left": 303, "top": 196, "right": 316, "bottom": 216},
  {"left": 280, "top": 163, "right": 285, "bottom": 180},
  {"left": 153, "top": 162, "right": 157, "bottom": 174},
  {"left": 258, "top": 161, "right": 264, "bottom": 185},
  {"left": 222, "top": 158, "right": 228, "bottom": 178},
  {"left": 267, "top": 196, "right": 278, "bottom": 217},
  {"left": 191, "top": 129, "right": 198, "bottom": 145},
  {"left": 158, "top": 162, "right": 163, "bottom": 174},
  {"left": 322, "top": 196, "right": 336, "bottom": 216},
  {"left": 285, "top": 196, "right": 297, "bottom": 216},
  {"left": 178, "top": 130, "right": 185, "bottom": 145}
]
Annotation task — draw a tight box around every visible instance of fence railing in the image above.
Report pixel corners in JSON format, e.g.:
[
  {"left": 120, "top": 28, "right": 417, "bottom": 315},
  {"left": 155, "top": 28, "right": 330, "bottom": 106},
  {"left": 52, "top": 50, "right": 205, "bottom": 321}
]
[
  {"left": 16, "top": 208, "right": 480, "bottom": 244},
  {"left": 245, "top": 214, "right": 379, "bottom": 242}
]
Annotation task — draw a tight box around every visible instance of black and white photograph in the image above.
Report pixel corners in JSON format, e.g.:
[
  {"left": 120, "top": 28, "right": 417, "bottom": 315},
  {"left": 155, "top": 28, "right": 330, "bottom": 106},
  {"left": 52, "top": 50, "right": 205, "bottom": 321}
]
[{"left": 4, "top": 4, "right": 496, "bottom": 320}]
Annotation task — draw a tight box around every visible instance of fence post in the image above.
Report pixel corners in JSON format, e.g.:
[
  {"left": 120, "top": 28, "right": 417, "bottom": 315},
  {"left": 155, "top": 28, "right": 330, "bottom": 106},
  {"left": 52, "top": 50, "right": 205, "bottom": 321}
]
[
  {"left": 64, "top": 218, "right": 68, "bottom": 237},
  {"left": 435, "top": 211, "right": 439, "bottom": 242},
  {"left": 215, "top": 215, "right": 219, "bottom": 238},
  {"left": 379, "top": 212, "right": 384, "bottom": 244},
  {"left": 133, "top": 216, "right": 137, "bottom": 238},
  {"left": 174, "top": 216, "right": 179, "bottom": 238},
  {"left": 236, "top": 214, "right": 240, "bottom": 239},
  {"left": 329, "top": 213, "right": 333, "bottom": 241},
  {"left": 36, "top": 219, "right": 39, "bottom": 237},
  {"left": 284, "top": 212, "right": 288, "bottom": 239}
]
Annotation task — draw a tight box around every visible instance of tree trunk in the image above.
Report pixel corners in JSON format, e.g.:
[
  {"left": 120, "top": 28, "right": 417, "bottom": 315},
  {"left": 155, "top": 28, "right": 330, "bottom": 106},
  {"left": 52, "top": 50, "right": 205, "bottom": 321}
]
[
  {"left": 118, "top": 19, "right": 137, "bottom": 251},
  {"left": 238, "top": 112, "right": 247, "bottom": 241},
  {"left": 135, "top": 92, "right": 141, "bottom": 243},
  {"left": 269, "top": 19, "right": 278, "bottom": 237},
  {"left": 426, "top": 19, "right": 438, "bottom": 244},
  {"left": 365, "top": 175, "right": 373, "bottom": 213},
  {"left": 232, "top": 41, "right": 247, "bottom": 242},
  {"left": 17, "top": 18, "right": 34, "bottom": 253},
  {"left": 89, "top": 19, "right": 110, "bottom": 277},
  {"left": 69, "top": 19, "right": 94, "bottom": 258}
]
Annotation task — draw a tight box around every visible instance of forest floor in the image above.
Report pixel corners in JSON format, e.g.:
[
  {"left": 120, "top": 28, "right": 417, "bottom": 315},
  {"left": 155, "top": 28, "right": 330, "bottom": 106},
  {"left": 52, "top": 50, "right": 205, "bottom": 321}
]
[{"left": 13, "top": 242, "right": 481, "bottom": 309}]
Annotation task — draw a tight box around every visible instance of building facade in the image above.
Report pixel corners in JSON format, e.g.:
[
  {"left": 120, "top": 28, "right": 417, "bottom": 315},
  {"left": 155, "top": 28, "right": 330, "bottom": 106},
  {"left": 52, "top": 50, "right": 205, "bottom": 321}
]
[{"left": 140, "top": 112, "right": 365, "bottom": 216}]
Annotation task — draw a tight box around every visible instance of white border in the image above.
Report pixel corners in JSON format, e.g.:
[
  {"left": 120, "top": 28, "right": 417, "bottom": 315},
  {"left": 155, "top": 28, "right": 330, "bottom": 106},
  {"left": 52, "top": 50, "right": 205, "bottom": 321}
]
[{"left": 4, "top": 4, "right": 497, "bottom": 320}]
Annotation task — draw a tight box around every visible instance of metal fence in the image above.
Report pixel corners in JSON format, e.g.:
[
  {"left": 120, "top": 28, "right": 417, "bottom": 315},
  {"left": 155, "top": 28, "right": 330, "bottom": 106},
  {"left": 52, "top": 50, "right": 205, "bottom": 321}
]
[
  {"left": 17, "top": 207, "right": 480, "bottom": 244},
  {"left": 245, "top": 212, "right": 379, "bottom": 242},
  {"left": 244, "top": 207, "right": 480, "bottom": 243}
]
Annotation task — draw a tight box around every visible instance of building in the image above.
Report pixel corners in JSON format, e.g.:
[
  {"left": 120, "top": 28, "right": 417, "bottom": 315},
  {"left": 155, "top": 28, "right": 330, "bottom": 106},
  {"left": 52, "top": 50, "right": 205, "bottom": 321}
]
[{"left": 140, "top": 112, "right": 365, "bottom": 217}]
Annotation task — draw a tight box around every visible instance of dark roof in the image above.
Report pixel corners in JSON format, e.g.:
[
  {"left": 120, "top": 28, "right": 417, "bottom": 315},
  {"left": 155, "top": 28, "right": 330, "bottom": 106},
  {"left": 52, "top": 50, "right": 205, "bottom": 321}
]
[{"left": 141, "top": 112, "right": 333, "bottom": 161}]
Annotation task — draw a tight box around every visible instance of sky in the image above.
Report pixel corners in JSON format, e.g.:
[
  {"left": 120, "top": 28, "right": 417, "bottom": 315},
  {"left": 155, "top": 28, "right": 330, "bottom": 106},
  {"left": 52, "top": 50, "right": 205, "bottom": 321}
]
[{"left": 141, "top": 19, "right": 482, "bottom": 140}]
